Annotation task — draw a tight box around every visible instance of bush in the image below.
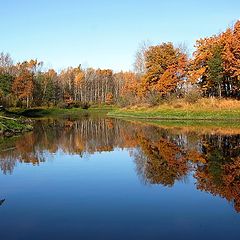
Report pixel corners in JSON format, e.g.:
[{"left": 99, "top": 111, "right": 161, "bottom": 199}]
[
  {"left": 72, "top": 101, "right": 82, "bottom": 108},
  {"left": 81, "top": 102, "right": 91, "bottom": 109},
  {"left": 117, "top": 97, "right": 131, "bottom": 107},
  {"left": 162, "top": 93, "right": 178, "bottom": 104},
  {"left": 144, "top": 91, "right": 161, "bottom": 106},
  {"left": 57, "top": 101, "right": 91, "bottom": 109},
  {"left": 57, "top": 102, "right": 69, "bottom": 109},
  {"left": 184, "top": 89, "right": 202, "bottom": 104}
]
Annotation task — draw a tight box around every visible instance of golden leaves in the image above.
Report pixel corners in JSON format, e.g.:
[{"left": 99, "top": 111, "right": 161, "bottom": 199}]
[{"left": 143, "top": 42, "right": 187, "bottom": 95}]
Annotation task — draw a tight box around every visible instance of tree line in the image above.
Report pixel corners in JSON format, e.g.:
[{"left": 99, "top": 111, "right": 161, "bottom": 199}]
[{"left": 0, "top": 20, "right": 239, "bottom": 108}]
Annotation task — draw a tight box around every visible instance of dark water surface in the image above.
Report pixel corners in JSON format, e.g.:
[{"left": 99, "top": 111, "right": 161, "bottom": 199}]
[{"left": 0, "top": 115, "right": 240, "bottom": 240}]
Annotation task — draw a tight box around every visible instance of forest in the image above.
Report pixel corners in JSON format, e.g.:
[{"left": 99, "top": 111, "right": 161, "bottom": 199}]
[{"left": 0, "top": 20, "right": 240, "bottom": 109}]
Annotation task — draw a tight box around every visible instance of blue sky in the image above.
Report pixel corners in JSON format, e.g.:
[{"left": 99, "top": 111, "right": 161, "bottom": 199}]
[{"left": 0, "top": 0, "right": 239, "bottom": 71}]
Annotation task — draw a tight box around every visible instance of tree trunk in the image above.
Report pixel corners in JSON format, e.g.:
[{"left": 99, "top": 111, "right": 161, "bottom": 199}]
[
  {"left": 26, "top": 96, "right": 29, "bottom": 108},
  {"left": 218, "top": 83, "right": 222, "bottom": 98}
]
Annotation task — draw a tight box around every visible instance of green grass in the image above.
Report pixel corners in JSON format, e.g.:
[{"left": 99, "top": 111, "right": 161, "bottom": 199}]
[
  {"left": 108, "top": 108, "right": 240, "bottom": 121},
  {"left": 108, "top": 99, "right": 240, "bottom": 121},
  {"left": 14, "top": 107, "right": 87, "bottom": 117},
  {"left": 0, "top": 115, "right": 33, "bottom": 136},
  {"left": 9, "top": 105, "right": 117, "bottom": 118}
]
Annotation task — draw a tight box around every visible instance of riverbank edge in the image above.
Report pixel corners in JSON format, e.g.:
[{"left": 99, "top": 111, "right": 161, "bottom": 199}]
[
  {"left": 0, "top": 116, "right": 33, "bottom": 137},
  {"left": 0, "top": 106, "right": 115, "bottom": 136},
  {"left": 2, "top": 105, "right": 240, "bottom": 135},
  {"left": 107, "top": 108, "right": 240, "bottom": 121},
  {"left": 9, "top": 105, "right": 240, "bottom": 122},
  {"left": 8, "top": 106, "right": 116, "bottom": 118}
]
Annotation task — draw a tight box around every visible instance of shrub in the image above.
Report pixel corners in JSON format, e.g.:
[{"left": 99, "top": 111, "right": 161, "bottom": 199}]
[
  {"left": 81, "top": 102, "right": 90, "bottom": 109},
  {"left": 57, "top": 102, "right": 69, "bottom": 109},
  {"left": 184, "top": 89, "right": 202, "bottom": 104},
  {"left": 144, "top": 91, "right": 161, "bottom": 106},
  {"left": 117, "top": 97, "right": 130, "bottom": 107},
  {"left": 72, "top": 101, "right": 82, "bottom": 108}
]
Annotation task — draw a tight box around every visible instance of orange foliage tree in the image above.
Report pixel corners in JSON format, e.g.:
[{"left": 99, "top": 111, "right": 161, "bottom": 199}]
[
  {"left": 12, "top": 61, "right": 34, "bottom": 107},
  {"left": 190, "top": 20, "right": 240, "bottom": 98},
  {"left": 142, "top": 42, "right": 188, "bottom": 97}
]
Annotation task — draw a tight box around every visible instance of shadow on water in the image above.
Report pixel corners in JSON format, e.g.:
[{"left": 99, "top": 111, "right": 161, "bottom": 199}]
[
  {"left": 0, "top": 115, "right": 239, "bottom": 212},
  {"left": 0, "top": 199, "right": 5, "bottom": 206}
]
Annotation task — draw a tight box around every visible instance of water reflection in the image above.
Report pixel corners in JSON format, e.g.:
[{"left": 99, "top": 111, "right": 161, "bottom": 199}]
[{"left": 0, "top": 116, "right": 239, "bottom": 212}]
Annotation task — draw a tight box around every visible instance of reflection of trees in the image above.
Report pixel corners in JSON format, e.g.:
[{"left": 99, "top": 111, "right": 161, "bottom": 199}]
[
  {"left": 0, "top": 117, "right": 135, "bottom": 174},
  {"left": 0, "top": 117, "right": 240, "bottom": 213},
  {"left": 0, "top": 133, "right": 46, "bottom": 174},
  {"left": 133, "top": 131, "right": 240, "bottom": 212},
  {"left": 134, "top": 135, "right": 189, "bottom": 186},
  {"left": 194, "top": 135, "right": 240, "bottom": 212}
]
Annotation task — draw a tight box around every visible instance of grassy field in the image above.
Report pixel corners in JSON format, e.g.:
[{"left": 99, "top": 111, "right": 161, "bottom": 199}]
[{"left": 108, "top": 98, "right": 240, "bottom": 121}]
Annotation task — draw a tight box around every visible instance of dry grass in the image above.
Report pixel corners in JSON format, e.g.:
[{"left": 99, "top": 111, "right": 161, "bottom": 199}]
[
  {"left": 160, "top": 98, "right": 240, "bottom": 111},
  {"left": 124, "top": 98, "right": 240, "bottom": 111},
  {"left": 109, "top": 98, "right": 240, "bottom": 120}
]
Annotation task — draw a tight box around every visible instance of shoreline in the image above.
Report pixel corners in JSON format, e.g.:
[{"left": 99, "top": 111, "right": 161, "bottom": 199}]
[
  {"left": 107, "top": 106, "right": 240, "bottom": 122},
  {"left": 0, "top": 115, "right": 33, "bottom": 137},
  {"left": 1, "top": 101, "right": 240, "bottom": 137}
]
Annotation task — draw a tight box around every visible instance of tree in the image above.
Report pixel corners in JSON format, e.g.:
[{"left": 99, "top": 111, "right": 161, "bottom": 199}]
[
  {"left": 134, "top": 41, "right": 150, "bottom": 76},
  {"left": 12, "top": 62, "right": 34, "bottom": 108},
  {"left": 190, "top": 34, "right": 224, "bottom": 97},
  {"left": 142, "top": 42, "right": 187, "bottom": 96},
  {"left": 223, "top": 21, "right": 240, "bottom": 98},
  {"left": 190, "top": 20, "right": 240, "bottom": 98},
  {"left": 105, "top": 92, "right": 113, "bottom": 105},
  {"left": 0, "top": 73, "right": 14, "bottom": 107},
  {"left": 0, "top": 52, "right": 13, "bottom": 74},
  {"left": 207, "top": 45, "right": 224, "bottom": 97},
  {"left": 0, "top": 74, "right": 13, "bottom": 96},
  {"left": 119, "top": 71, "right": 140, "bottom": 104},
  {"left": 42, "top": 69, "right": 58, "bottom": 105}
]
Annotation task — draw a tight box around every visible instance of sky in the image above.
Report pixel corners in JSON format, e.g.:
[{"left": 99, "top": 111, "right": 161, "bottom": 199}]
[{"left": 0, "top": 0, "right": 239, "bottom": 72}]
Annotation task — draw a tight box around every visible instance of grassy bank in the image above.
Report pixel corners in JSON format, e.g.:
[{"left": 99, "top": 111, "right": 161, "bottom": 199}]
[
  {"left": 0, "top": 105, "right": 116, "bottom": 137},
  {"left": 9, "top": 105, "right": 117, "bottom": 118},
  {"left": 124, "top": 119, "right": 240, "bottom": 135},
  {"left": 108, "top": 99, "right": 240, "bottom": 121},
  {"left": 0, "top": 115, "right": 33, "bottom": 137}
]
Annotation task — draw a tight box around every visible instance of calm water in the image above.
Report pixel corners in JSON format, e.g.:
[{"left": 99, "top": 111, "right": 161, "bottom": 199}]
[{"left": 0, "top": 115, "right": 240, "bottom": 240}]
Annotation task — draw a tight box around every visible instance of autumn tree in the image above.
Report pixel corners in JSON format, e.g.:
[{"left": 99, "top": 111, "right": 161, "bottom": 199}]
[
  {"left": 222, "top": 21, "right": 240, "bottom": 98},
  {"left": 142, "top": 42, "right": 187, "bottom": 98},
  {"left": 190, "top": 34, "right": 224, "bottom": 97},
  {"left": 190, "top": 20, "right": 240, "bottom": 98},
  {"left": 12, "top": 62, "right": 34, "bottom": 108},
  {"left": 105, "top": 92, "right": 113, "bottom": 105},
  {"left": 115, "top": 71, "right": 140, "bottom": 105}
]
